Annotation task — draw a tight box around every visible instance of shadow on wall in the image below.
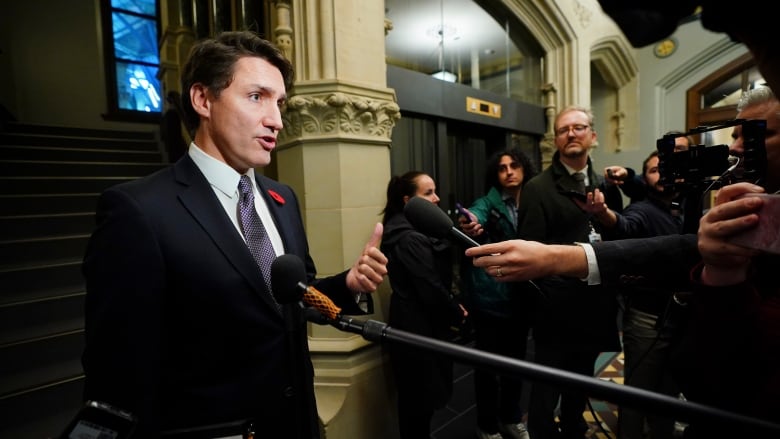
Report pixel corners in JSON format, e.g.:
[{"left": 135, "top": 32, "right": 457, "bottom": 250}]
[{"left": 161, "top": 91, "right": 188, "bottom": 163}]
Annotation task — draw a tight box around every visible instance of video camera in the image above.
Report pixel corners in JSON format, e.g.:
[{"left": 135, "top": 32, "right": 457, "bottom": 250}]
[{"left": 656, "top": 118, "right": 767, "bottom": 193}]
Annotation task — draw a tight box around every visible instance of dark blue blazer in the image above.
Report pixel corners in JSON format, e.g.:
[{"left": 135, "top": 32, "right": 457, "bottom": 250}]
[
  {"left": 82, "top": 155, "right": 367, "bottom": 438},
  {"left": 593, "top": 233, "right": 699, "bottom": 288}
]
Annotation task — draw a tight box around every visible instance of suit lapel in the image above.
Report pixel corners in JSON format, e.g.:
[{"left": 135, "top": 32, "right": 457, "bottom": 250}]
[
  {"left": 173, "top": 157, "right": 283, "bottom": 318},
  {"left": 255, "top": 177, "right": 297, "bottom": 254}
]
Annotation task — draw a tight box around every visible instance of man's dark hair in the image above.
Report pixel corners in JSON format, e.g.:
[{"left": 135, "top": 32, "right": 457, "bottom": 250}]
[
  {"left": 180, "top": 31, "right": 294, "bottom": 133},
  {"left": 484, "top": 147, "right": 538, "bottom": 191},
  {"left": 642, "top": 150, "right": 660, "bottom": 176},
  {"left": 663, "top": 130, "right": 693, "bottom": 150}
]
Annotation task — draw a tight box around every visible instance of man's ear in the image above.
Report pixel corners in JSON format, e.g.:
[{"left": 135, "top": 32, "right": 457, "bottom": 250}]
[{"left": 189, "top": 84, "right": 210, "bottom": 118}]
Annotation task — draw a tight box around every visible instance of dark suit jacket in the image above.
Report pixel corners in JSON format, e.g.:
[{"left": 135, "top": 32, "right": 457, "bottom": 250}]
[
  {"left": 516, "top": 153, "right": 621, "bottom": 352},
  {"left": 592, "top": 233, "right": 699, "bottom": 288},
  {"left": 82, "top": 155, "right": 368, "bottom": 438}
]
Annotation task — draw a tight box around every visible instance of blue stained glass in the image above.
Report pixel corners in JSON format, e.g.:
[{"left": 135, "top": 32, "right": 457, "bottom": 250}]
[
  {"left": 111, "top": 0, "right": 156, "bottom": 15},
  {"left": 112, "top": 12, "right": 158, "bottom": 64},
  {"left": 116, "top": 61, "right": 162, "bottom": 113}
]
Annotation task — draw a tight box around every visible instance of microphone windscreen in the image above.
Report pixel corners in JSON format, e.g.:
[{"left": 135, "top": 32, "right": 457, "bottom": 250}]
[
  {"left": 403, "top": 196, "right": 453, "bottom": 239},
  {"left": 271, "top": 254, "right": 307, "bottom": 304}
]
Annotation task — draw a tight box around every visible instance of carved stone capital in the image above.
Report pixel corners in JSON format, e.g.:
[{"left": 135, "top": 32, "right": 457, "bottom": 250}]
[{"left": 280, "top": 85, "right": 401, "bottom": 143}]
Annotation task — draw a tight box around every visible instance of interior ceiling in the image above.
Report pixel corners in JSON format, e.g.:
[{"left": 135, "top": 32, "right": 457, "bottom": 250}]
[{"left": 384, "top": 0, "right": 512, "bottom": 74}]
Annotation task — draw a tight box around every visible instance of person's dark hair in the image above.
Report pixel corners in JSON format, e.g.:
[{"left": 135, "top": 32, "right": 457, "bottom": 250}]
[
  {"left": 180, "top": 31, "right": 295, "bottom": 134},
  {"left": 663, "top": 130, "right": 694, "bottom": 149},
  {"left": 484, "top": 147, "right": 538, "bottom": 190},
  {"left": 642, "top": 150, "right": 660, "bottom": 177},
  {"left": 382, "top": 171, "right": 427, "bottom": 224}
]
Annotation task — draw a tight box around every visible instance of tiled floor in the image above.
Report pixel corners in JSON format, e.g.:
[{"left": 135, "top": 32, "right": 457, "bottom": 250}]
[
  {"left": 429, "top": 338, "right": 534, "bottom": 439},
  {"left": 429, "top": 340, "right": 623, "bottom": 439}
]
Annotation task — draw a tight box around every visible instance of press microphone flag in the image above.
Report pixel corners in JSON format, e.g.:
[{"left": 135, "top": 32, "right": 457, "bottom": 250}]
[{"left": 403, "top": 196, "right": 481, "bottom": 247}]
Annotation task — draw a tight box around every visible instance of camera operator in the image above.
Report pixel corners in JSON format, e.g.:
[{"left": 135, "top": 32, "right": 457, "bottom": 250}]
[
  {"left": 464, "top": 86, "right": 780, "bottom": 436},
  {"left": 603, "top": 132, "right": 692, "bottom": 205},
  {"left": 674, "top": 87, "right": 780, "bottom": 438}
]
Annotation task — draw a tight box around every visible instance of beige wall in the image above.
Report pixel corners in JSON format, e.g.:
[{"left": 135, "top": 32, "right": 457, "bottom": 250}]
[{"left": 593, "top": 20, "right": 747, "bottom": 175}]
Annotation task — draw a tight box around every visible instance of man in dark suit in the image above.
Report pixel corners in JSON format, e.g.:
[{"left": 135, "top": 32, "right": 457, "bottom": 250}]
[
  {"left": 514, "top": 105, "right": 622, "bottom": 439},
  {"left": 81, "top": 31, "right": 388, "bottom": 438}
]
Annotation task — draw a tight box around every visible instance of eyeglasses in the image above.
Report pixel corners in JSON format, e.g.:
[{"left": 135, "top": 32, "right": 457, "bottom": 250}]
[{"left": 555, "top": 124, "right": 590, "bottom": 137}]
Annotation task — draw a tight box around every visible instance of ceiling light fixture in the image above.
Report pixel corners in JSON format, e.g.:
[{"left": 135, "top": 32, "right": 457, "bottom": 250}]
[
  {"left": 431, "top": 70, "right": 457, "bottom": 82},
  {"left": 426, "top": 23, "right": 458, "bottom": 41}
]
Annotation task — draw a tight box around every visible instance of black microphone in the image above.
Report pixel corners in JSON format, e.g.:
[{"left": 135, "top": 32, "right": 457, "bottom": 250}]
[
  {"left": 271, "top": 254, "right": 329, "bottom": 324},
  {"left": 271, "top": 254, "right": 364, "bottom": 331},
  {"left": 404, "top": 196, "right": 544, "bottom": 296},
  {"left": 271, "top": 253, "right": 307, "bottom": 305},
  {"left": 403, "top": 196, "right": 481, "bottom": 247}
]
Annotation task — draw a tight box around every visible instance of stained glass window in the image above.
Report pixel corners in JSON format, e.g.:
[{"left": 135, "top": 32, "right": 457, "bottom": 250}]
[{"left": 104, "top": 0, "right": 161, "bottom": 116}]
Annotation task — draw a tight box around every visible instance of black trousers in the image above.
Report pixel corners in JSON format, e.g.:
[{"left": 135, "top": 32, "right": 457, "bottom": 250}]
[
  {"left": 527, "top": 344, "right": 599, "bottom": 439},
  {"left": 473, "top": 311, "right": 530, "bottom": 433}
]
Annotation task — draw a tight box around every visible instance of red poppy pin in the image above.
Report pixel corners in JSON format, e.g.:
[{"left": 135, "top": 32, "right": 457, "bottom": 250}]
[{"left": 268, "top": 189, "right": 285, "bottom": 205}]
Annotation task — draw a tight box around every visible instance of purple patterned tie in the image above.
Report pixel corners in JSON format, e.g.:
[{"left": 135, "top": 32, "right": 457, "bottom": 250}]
[{"left": 237, "top": 175, "right": 280, "bottom": 311}]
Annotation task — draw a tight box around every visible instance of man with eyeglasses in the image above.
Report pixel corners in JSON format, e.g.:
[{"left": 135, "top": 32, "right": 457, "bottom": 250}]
[{"left": 513, "top": 106, "right": 623, "bottom": 439}]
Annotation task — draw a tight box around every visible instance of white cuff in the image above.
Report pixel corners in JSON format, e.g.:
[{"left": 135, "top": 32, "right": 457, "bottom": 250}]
[{"left": 576, "top": 243, "right": 602, "bottom": 285}]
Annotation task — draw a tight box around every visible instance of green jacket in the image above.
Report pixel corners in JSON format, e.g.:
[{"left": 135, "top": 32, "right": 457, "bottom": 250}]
[{"left": 461, "top": 186, "right": 517, "bottom": 317}]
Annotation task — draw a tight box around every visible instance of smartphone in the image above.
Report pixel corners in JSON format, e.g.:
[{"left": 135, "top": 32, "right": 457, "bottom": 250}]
[
  {"left": 455, "top": 202, "right": 472, "bottom": 221},
  {"left": 59, "top": 400, "right": 137, "bottom": 439},
  {"left": 728, "top": 193, "right": 780, "bottom": 254}
]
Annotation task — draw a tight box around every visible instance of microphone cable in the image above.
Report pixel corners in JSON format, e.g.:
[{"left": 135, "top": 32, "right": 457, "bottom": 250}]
[{"left": 586, "top": 397, "right": 615, "bottom": 439}]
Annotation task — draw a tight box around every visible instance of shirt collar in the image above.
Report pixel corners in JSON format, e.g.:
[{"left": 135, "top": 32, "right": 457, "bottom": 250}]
[
  {"left": 561, "top": 162, "right": 587, "bottom": 176},
  {"left": 188, "top": 142, "right": 254, "bottom": 199},
  {"left": 500, "top": 190, "right": 514, "bottom": 204},
  {"left": 560, "top": 162, "right": 589, "bottom": 186}
]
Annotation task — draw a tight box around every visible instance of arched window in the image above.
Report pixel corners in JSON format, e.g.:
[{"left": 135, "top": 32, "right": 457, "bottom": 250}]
[{"left": 686, "top": 52, "right": 765, "bottom": 145}]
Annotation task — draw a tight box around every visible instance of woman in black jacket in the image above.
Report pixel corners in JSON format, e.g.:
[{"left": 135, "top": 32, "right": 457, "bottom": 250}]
[{"left": 380, "top": 171, "right": 468, "bottom": 439}]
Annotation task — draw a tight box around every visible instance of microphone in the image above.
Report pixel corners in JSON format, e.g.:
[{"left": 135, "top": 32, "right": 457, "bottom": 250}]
[
  {"left": 270, "top": 254, "right": 366, "bottom": 332},
  {"left": 404, "top": 196, "right": 544, "bottom": 296},
  {"left": 271, "top": 254, "right": 328, "bottom": 324},
  {"left": 403, "top": 196, "right": 481, "bottom": 247},
  {"left": 271, "top": 253, "right": 307, "bottom": 305}
]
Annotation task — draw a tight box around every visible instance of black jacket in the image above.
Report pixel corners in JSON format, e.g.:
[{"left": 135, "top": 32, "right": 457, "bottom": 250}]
[
  {"left": 82, "top": 155, "right": 367, "bottom": 438},
  {"left": 516, "top": 152, "right": 621, "bottom": 352},
  {"left": 381, "top": 212, "right": 461, "bottom": 409}
]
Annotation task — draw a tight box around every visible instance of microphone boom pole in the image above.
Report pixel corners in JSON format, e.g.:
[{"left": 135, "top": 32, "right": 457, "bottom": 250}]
[
  {"left": 355, "top": 319, "right": 780, "bottom": 437},
  {"left": 271, "top": 254, "right": 780, "bottom": 437}
]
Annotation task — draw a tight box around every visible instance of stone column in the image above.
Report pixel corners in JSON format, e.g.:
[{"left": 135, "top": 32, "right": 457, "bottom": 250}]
[
  {"left": 158, "top": 0, "right": 195, "bottom": 101},
  {"left": 158, "top": 0, "right": 196, "bottom": 147},
  {"left": 274, "top": 1, "right": 400, "bottom": 438},
  {"left": 540, "top": 82, "right": 558, "bottom": 167}
]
